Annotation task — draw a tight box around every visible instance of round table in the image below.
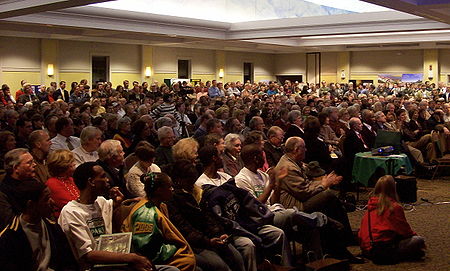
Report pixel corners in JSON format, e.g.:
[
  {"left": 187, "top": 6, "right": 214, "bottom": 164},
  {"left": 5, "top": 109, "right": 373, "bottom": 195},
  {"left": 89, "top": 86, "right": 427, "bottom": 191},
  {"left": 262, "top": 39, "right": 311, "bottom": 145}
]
[{"left": 352, "top": 152, "right": 413, "bottom": 187}]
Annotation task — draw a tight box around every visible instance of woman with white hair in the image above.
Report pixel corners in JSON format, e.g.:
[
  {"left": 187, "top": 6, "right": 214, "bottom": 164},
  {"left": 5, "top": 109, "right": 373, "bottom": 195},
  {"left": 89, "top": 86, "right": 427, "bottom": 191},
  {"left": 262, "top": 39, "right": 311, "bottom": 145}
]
[{"left": 221, "top": 133, "right": 243, "bottom": 176}]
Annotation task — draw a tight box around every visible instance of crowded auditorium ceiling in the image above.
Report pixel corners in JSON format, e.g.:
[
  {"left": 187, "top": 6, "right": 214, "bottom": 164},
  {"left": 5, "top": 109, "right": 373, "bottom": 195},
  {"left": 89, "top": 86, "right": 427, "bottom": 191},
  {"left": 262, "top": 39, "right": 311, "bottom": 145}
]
[{"left": 0, "top": 0, "right": 450, "bottom": 54}]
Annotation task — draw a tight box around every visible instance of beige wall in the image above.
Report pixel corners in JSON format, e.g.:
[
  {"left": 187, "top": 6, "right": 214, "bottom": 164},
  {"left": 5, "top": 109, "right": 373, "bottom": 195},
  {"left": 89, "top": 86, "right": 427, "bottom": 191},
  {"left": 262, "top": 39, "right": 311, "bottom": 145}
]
[
  {"left": 321, "top": 52, "right": 338, "bottom": 83},
  {"left": 351, "top": 50, "right": 423, "bottom": 75},
  {"left": 3, "top": 36, "right": 450, "bottom": 92},
  {"left": 439, "top": 49, "right": 450, "bottom": 82},
  {"left": 275, "top": 53, "right": 306, "bottom": 76}
]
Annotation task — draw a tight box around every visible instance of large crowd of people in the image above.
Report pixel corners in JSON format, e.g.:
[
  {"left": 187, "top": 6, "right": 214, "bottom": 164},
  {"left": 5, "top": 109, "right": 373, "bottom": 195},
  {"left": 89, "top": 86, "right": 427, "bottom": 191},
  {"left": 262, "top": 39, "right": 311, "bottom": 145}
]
[{"left": 0, "top": 77, "right": 444, "bottom": 270}]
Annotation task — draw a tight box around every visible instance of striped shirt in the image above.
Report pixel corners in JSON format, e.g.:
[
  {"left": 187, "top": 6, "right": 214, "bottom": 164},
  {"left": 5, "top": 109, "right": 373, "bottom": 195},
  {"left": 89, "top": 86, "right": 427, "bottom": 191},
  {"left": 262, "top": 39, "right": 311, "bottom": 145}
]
[{"left": 151, "top": 103, "right": 175, "bottom": 119}]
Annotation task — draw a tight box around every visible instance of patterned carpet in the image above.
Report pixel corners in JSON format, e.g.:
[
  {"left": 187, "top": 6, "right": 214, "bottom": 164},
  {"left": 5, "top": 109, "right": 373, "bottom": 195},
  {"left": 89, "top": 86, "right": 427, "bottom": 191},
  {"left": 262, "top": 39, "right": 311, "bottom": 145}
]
[{"left": 347, "top": 178, "right": 450, "bottom": 271}]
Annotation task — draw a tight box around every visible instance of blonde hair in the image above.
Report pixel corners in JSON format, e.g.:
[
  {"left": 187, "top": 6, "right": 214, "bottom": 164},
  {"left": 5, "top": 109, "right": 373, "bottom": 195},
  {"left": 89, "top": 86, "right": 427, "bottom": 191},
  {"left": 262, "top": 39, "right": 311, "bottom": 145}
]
[
  {"left": 47, "top": 149, "right": 75, "bottom": 177},
  {"left": 172, "top": 138, "right": 199, "bottom": 161},
  {"left": 373, "top": 175, "right": 399, "bottom": 215}
]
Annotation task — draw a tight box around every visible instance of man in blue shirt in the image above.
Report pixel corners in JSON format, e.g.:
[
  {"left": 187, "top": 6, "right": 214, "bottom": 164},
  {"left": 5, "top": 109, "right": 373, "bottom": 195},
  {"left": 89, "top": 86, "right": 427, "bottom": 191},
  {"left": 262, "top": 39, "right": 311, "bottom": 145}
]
[{"left": 208, "top": 80, "right": 222, "bottom": 98}]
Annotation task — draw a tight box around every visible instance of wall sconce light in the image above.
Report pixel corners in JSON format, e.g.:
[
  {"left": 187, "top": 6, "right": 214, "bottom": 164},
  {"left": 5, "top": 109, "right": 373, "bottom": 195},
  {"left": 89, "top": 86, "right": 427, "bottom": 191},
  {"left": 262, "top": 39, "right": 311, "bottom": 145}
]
[
  {"left": 145, "top": 66, "right": 152, "bottom": 77},
  {"left": 219, "top": 68, "right": 224, "bottom": 78},
  {"left": 428, "top": 64, "right": 433, "bottom": 79},
  {"left": 47, "top": 64, "right": 54, "bottom": 76},
  {"left": 340, "top": 69, "right": 346, "bottom": 79}
]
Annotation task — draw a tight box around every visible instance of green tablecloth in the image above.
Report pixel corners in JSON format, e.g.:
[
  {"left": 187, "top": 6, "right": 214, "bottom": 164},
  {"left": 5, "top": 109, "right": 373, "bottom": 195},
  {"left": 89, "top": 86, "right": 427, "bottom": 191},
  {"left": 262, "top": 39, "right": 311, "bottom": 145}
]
[{"left": 352, "top": 152, "right": 413, "bottom": 186}]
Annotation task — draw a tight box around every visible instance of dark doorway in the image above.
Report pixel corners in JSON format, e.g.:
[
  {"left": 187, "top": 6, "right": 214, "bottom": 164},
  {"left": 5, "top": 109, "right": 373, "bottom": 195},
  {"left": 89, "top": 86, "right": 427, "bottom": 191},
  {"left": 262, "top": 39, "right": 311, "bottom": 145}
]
[
  {"left": 243, "top": 62, "right": 254, "bottom": 83},
  {"left": 178, "top": 59, "right": 191, "bottom": 79},
  {"left": 92, "top": 56, "right": 109, "bottom": 83}
]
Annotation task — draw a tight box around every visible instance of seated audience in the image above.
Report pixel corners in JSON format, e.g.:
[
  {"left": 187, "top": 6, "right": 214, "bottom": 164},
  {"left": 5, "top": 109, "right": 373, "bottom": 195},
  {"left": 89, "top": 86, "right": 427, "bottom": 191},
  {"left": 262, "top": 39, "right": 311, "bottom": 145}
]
[
  {"left": 58, "top": 162, "right": 158, "bottom": 271},
  {"left": 97, "top": 139, "right": 130, "bottom": 198},
  {"left": 275, "top": 137, "right": 355, "bottom": 244},
  {"left": 46, "top": 150, "right": 79, "bottom": 216},
  {"left": 0, "top": 131, "right": 16, "bottom": 170},
  {"left": 0, "top": 149, "right": 39, "bottom": 229},
  {"left": 264, "top": 126, "right": 285, "bottom": 167},
  {"left": 167, "top": 160, "right": 246, "bottom": 271},
  {"left": 285, "top": 110, "right": 304, "bottom": 140},
  {"left": 155, "top": 126, "right": 176, "bottom": 168},
  {"left": 0, "top": 180, "right": 79, "bottom": 270},
  {"left": 72, "top": 126, "right": 102, "bottom": 167},
  {"left": 120, "top": 172, "right": 196, "bottom": 271},
  {"left": 50, "top": 117, "right": 81, "bottom": 152},
  {"left": 222, "top": 133, "right": 243, "bottom": 177},
  {"left": 196, "top": 146, "right": 232, "bottom": 187},
  {"left": 125, "top": 145, "right": 160, "bottom": 197},
  {"left": 28, "top": 130, "right": 51, "bottom": 183}
]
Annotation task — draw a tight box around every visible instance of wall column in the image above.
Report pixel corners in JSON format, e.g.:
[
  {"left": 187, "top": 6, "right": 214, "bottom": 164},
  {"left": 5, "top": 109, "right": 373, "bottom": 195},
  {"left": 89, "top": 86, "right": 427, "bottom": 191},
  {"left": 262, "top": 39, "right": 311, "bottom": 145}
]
[
  {"left": 337, "top": 51, "right": 350, "bottom": 84},
  {"left": 216, "top": 50, "right": 225, "bottom": 82},
  {"left": 141, "top": 45, "right": 153, "bottom": 83},
  {"left": 423, "top": 49, "right": 438, "bottom": 84},
  {"left": 41, "top": 39, "right": 59, "bottom": 86}
]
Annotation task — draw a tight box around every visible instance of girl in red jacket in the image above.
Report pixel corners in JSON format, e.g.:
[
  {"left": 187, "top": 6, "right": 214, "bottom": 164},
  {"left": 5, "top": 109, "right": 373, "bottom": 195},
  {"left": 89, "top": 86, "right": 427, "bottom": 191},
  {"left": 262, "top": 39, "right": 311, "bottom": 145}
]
[{"left": 359, "top": 175, "right": 425, "bottom": 263}]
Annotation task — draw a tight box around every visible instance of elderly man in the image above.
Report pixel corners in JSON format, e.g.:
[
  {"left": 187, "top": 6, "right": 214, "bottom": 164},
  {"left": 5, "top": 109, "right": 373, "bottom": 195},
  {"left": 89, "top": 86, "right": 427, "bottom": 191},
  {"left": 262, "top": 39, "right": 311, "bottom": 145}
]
[
  {"left": 285, "top": 110, "right": 304, "bottom": 140},
  {"left": 96, "top": 139, "right": 129, "bottom": 198},
  {"left": 155, "top": 126, "right": 176, "bottom": 168},
  {"left": 28, "top": 130, "right": 52, "bottom": 183},
  {"left": 236, "top": 144, "right": 363, "bottom": 262},
  {"left": 242, "top": 116, "right": 266, "bottom": 138},
  {"left": 344, "top": 117, "right": 370, "bottom": 163},
  {"left": 264, "top": 126, "right": 285, "bottom": 167},
  {"left": 0, "top": 148, "right": 38, "bottom": 229},
  {"left": 73, "top": 126, "right": 103, "bottom": 167},
  {"left": 275, "top": 137, "right": 355, "bottom": 244},
  {"left": 50, "top": 117, "right": 81, "bottom": 152}
]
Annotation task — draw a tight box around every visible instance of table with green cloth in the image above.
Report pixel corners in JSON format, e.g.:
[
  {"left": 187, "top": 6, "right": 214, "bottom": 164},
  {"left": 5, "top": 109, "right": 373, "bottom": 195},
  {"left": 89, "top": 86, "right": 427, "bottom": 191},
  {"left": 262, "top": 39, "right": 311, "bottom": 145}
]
[{"left": 352, "top": 152, "right": 413, "bottom": 186}]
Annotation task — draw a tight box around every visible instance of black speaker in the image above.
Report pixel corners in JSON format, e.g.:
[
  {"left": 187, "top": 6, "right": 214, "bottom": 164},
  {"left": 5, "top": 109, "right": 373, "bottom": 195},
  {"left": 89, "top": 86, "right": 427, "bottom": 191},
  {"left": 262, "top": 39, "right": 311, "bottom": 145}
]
[{"left": 395, "top": 175, "right": 417, "bottom": 203}]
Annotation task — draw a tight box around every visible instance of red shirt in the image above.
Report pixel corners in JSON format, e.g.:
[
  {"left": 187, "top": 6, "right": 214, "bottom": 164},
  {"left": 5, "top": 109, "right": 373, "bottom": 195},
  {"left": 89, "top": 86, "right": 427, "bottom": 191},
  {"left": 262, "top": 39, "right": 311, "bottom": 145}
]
[
  {"left": 46, "top": 176, "right": 80, "bottom": 217},
  {"left": 359, "top": 197, "right": 416, "bottom": 252}
]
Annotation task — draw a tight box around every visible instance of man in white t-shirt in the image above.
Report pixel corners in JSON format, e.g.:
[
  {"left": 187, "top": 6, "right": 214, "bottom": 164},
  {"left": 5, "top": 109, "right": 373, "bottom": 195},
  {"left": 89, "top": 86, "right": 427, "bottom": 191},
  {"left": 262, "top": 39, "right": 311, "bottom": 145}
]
[
  {"left": 195, "top": 145, "right": 232, "bottom": 188},
  {"left": 59, "top": 162, "right": 178, "bottom": 271}
]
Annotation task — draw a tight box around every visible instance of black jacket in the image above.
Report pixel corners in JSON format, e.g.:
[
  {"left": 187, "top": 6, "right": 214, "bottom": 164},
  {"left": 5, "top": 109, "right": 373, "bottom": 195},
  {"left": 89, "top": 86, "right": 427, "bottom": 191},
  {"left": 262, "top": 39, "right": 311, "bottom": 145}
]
[
  {"left": 263, "top": 141, "right": 284, "bottom": 168},
  {"left": 200, "top": 179, "right": 275, "bottom": 247},
  {"left": 285, "top": 125, "right": 304, "bottom": 141},
  {"left": 361, "top": 123, "right": 377, "bottom": 149},
  {"left": 304, "top": 135, "right": 333, "bottom": 172},
  {"left": 166, "top": 189, "right": 226, "bottom": 250},
  {"left": 53, "top": 89, "right": 70, "bottom": 102},
  {"left": 0, "top": 175, "right": 39, "bottom": 229},
  {"left": 0, "top": 216, "right": 78, "bottom": 271},
  {"left": 96, "top": 159, "right": 132, "bottom": 199}
]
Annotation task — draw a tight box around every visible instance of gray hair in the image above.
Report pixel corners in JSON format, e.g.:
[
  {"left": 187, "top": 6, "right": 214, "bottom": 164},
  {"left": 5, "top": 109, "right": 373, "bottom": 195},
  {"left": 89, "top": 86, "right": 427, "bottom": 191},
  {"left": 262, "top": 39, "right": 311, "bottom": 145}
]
[
  {"left": 155, "top": 117, "right": 173, "bottom": 130},
  {"left": 284, "top": 137, "right": 303, "bottom": 154},
  {"left": 157, "top": 126, "right": 174, "bottom": 141},
  {"left": 374, "top": 111, "right": 385, "bottom": 120},
  {"left": 137, "top": 105, "right": 149, "bottom": 115},
  {"left": 224, "top": 133, "right": 241, "bottom": 149},
  {"left": 288, "top": 110, "right": 302, "bottom": 123},
  {"left": 347, "top": 105, "right": 358, "bottom": 117},
  {"left": 80, "top": 126, "right": 102, "bottom": 145},
  {"left": 322, "top": 106, "right": 338, "bottom": 115},
  {"left": 97, "top": 139, "right": 122, "bottom": 161},
  {"left": 117, "top": 116, "right": 131, "bottom": 129},
  {"left": 249, "top": 116, "right": 263, "bottom": 130},
  {"left": 4, "top": 148, "right": 29, "bottom": 174},
  {"left": 4, "top": 109, "right": 19, "bottom": 119}
]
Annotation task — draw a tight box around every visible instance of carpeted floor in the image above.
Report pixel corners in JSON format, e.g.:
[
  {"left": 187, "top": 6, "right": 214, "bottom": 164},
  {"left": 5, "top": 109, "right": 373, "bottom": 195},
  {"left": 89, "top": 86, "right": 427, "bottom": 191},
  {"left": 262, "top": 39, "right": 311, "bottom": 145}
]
[{"left": 346, "top": 178, "right": 450, "bottom": 271}]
